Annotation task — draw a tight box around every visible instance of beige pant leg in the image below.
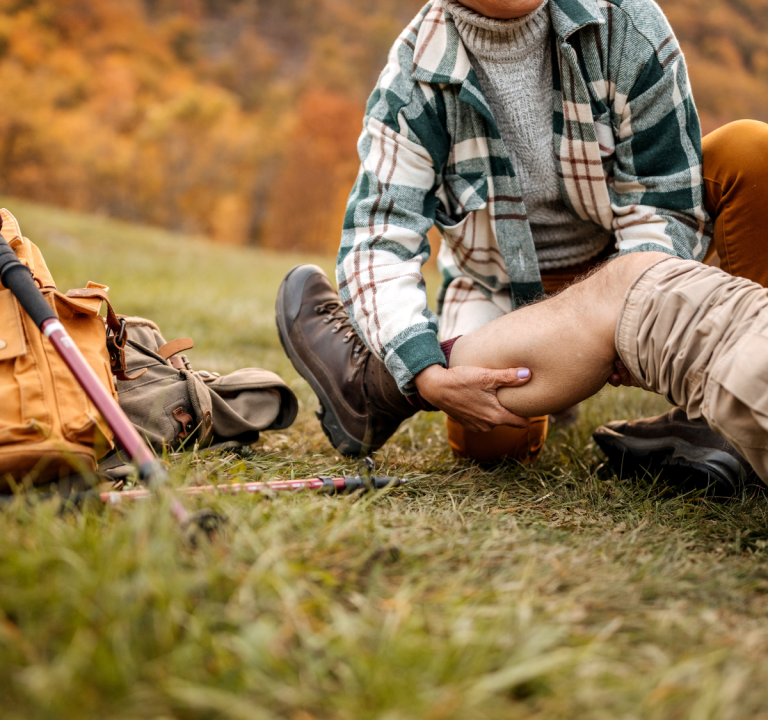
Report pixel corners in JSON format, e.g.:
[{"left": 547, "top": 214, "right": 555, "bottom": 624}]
[
  {"left": 439, "top": 276, "right": 510, "bottom": 339},
  {"left": 616, "top": 257, "right": 768, "bottom": 483}
]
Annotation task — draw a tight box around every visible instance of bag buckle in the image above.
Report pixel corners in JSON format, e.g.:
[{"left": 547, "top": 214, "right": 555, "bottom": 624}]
[
  {"left": 107, "top": 318, "right": 146, "bottom": 382},
  {"left": 116, "top": 317, "right": 127, "bottom": 346}
]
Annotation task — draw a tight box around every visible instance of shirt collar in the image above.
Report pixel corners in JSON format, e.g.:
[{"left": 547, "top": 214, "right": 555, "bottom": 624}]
[{"left": 411, "top": 0, "right": 602, "bottom": 85}]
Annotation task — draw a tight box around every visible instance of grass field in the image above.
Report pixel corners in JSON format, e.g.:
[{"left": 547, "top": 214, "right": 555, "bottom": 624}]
[{"left": 2, "top": 198, "right": 768, "bottom": 719}]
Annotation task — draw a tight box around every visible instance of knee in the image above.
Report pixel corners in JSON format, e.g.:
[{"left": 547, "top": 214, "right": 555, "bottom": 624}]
[
  {"left": 703, "top": 120, "right": 768, "bottom": 183},
  {"left": 572, "top": 251, "right": 667, "bottom": 353},
  {"left": 608, "top": 252, "right": 670, "bottom": 292}
]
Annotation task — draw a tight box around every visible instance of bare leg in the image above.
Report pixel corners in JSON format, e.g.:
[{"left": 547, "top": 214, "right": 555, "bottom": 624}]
[{"left": 449, "top": 252, "right": 669, "bottom": 417}]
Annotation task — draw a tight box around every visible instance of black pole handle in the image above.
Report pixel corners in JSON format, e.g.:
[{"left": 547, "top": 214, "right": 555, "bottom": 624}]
[{"left": 0, "top": 234, "right": 57, "bottom": 329}]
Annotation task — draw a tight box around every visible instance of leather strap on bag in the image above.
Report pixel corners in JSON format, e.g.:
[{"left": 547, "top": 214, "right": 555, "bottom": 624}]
[
  {"left": 172, "top": 406, "right": 195, "bottom": 440},
  {"left": 157, "top": 338, "right": 194, "bottom": 369},
  {"left": 66, "top": 286, "right": 146, "bottom": 381},
  {"left": 157, "top": 338, "right": 194, "bottom": 359}
]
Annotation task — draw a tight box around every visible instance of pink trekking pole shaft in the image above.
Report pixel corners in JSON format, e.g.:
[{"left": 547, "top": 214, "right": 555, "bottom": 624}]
[
  {"left": 103, "top": 474, "right": 406, "bottom": 501},
  {"left": 0, "top": 233, "right": 168, "bottom": 490},
  {"left": 0, "top": 474, "right": 408, "bottom": 509}
]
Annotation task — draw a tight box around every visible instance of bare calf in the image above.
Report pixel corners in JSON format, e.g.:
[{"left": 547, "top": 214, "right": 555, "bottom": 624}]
[{"left": 449, "top": 252, "right": 669, "bottom": 417}]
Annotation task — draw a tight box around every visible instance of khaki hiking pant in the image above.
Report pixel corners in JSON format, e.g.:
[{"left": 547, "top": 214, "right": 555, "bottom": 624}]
[
  {"left": 618, "top": 258, "right": 768, "bottom": 484},
  {"left": 442, "top": 119, "right": 768, "bottom": 463}
]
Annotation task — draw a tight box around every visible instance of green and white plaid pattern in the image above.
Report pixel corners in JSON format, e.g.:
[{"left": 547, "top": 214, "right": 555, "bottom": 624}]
[{"left": 337, "top": 0, "right": 711, "bottom": 393}]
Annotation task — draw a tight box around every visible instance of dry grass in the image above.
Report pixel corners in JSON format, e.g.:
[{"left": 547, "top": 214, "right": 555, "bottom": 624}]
[{"left": 2, "top": 198, "right": 768, "bottom": 719}]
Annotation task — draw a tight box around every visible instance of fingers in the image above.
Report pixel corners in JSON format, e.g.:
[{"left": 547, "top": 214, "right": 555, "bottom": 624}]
[
  {"left": 613, "top": 359, "right": 636, "bottom": 387},
  {"left": 432, "top": 365, "right": 533, "bottom": 432},
  {"left": 497, "top": 410, "right": 530, "bottom": 429},
  {"left": 483, "top": 366, "right": 532, "bottom": 389},
  {"left": 477, "top": 397, "right": 530, "bottom": 430},
  {"left": 447, "top": 392, "right": 530, "bottom": 432},
  {"left": 450, "top": 409, "right": 529, "bottom": 433}
]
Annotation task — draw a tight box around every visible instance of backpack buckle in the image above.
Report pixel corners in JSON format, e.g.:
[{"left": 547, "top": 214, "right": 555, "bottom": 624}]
[
  {"left": 107, "top": 318, "right": 146, "bottom": 382},
  {"left": 116, "top": 317, "right": 127, "bottom": 346}
]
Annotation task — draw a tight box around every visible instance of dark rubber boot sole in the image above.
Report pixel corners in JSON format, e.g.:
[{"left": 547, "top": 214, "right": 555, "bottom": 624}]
[
  {"left": 275, "top": 265, "right": 367, "bottom": 457},
  {"left": 593, "top": 426, "right": 741, "bottom": 494}
]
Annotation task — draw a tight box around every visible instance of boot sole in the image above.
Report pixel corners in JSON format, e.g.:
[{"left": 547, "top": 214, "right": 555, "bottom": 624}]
[
  {"left": 275, "top": 266, "right": 367, "bottom": 457},
  {"left": 593, "top": 427, "right": 741, "bottom": 493}
]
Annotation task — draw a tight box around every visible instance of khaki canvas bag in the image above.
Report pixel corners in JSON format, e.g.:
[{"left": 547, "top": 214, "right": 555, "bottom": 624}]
[
  {"left": 0, "top": 209, "right": 121, "bottom": 487},
  {"left": 99, "top": 317, "right": 298, "bottom": 474}
]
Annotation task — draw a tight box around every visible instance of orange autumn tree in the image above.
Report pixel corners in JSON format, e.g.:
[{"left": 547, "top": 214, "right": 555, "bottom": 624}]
[
  {"left": 0, "top": 0, "right": 766, "bottom": 250},
  {"left": 260, "top": 92, "right": 362, "bottom": 254},
  {"left": 0, "top": 0, "right": 274, "bottom": 243}
]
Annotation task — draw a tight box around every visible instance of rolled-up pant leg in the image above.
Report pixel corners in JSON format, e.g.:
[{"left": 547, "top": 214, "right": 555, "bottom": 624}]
[{"left": 617, "top": 257, "right": 768, "bottom": 483}]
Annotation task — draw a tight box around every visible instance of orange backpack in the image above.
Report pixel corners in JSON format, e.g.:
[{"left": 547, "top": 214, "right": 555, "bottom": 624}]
[{"left": 0, "top": 209, "right": 119, "bottom": 487}]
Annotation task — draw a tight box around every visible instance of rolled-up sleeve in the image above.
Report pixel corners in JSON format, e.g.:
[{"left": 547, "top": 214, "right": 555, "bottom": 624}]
[{"left": 337, "top": 100, "right": 446, "bottom": 393}]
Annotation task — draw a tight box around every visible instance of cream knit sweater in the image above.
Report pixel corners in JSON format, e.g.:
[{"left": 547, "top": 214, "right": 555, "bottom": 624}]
[{"left": 444, "top": 0, "right": 612, "bottom": 269}]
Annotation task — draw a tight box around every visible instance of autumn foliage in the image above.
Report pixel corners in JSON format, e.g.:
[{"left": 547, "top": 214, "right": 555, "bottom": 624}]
[{"left": 0, "top": 0, "right": 766, "bottom": 251}]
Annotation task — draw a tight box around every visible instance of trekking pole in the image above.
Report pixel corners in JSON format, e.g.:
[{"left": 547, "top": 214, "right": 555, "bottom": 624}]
[
  {"left": 109, "top": 474, "right": 405, "bottom": 500},
  {"left": 0, "top": 474, "right": 408, "bottom": 508},
  {"left": 0, "top": 230, "right": 175, "bottom": 502}
]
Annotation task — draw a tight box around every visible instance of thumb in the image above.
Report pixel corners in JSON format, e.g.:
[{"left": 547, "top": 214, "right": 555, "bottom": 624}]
[{"left": 487, "top": 366, "right": 532, "bottom": 388}]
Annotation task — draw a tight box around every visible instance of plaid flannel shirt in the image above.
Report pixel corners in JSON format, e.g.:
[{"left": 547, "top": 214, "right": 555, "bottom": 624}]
[{"left": 337, "top": 0, "right": 711, "bottom": 393}]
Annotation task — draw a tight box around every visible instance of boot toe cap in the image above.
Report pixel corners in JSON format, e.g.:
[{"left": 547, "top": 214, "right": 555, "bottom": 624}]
[{"left": 277, "top": 264, "right": 330, "bottom": 328}]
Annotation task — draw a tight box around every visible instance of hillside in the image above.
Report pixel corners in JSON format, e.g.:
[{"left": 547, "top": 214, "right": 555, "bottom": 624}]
[
  {"left": 3, "top": 198, "right": 768, "bottom": 720},
  {"left": 0, "top": 0, "right": 765, "bottom": 251}
]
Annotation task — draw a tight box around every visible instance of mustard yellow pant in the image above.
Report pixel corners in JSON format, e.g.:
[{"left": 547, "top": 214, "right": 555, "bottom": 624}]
[{"left": 449, "top": 120, "right": 768, "bottom": 464}]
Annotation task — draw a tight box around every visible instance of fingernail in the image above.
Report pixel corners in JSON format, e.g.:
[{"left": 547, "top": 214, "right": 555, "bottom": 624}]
[{"left": 517, "top": 368, "right": 530, "bottom": 379}]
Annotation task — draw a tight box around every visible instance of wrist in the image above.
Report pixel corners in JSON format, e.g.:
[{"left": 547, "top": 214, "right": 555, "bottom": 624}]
[{"left": 414, "top": 364, "right": 445, "bottom": 400}]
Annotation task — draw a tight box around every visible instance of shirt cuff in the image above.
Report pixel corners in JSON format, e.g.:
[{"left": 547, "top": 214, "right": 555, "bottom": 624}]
[
  {"left": 384, "top": 331, "right": 447, "bottom": 394},
  {"left": 616, "top": 242, "right": 678, "bottom": 257}
]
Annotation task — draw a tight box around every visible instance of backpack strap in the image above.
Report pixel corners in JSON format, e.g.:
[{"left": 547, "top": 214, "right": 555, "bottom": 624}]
[
  {"left": 158, "top": 338, "right": 194, "bottom": 359},
  {"left": 65, "top": 285, "right": 146, "bottom": 381},
  {"left": 157, "top": 338, "right": 194, "bottom": 369}
]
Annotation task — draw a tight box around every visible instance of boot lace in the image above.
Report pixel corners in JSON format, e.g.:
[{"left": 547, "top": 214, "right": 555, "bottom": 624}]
[{"left": 314, "top": 300, "right": 370, "bottom": 375}]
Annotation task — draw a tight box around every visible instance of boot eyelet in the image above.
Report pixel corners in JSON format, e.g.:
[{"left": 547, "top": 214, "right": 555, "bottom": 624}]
[
  {"left": 323, "top": 317, "right": 332, "bottom": 323},
  {"left": 343, "top": 336, "right": 351, "bottom": 343},
  {"left": 331, "top": 327, "right": 340, "bottom": 334}
]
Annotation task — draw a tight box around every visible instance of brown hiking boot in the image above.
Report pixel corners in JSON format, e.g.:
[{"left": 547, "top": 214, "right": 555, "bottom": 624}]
[
  {"left": 593, "top": 407, "right": 758, "bottom": 497},
  {"left": 276, "top": 264, "right": 418, "bottom": 456}
]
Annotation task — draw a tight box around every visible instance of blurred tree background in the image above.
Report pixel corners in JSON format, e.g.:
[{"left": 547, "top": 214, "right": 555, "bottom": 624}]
[{"left": 0, "top": 0, "right": 765, "bottom": 252}]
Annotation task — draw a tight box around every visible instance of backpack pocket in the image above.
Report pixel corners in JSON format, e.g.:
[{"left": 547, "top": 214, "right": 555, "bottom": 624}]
[
  {"left": 205, "top": 368, "right": 298, "bottom": 439},
  {"left": 42, "top": 293, "right": 114, "bottom": 450},
  {"left": 0, "top": 288, "right": 47, "bottom": 445}
]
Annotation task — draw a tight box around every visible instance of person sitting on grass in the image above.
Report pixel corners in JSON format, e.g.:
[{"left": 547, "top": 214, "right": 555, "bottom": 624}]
[
  {"left": 443, "top": 250, "right": 768, "bottom": 492},
  {"left": 276, "top": 0, "right": 768, "bottom": 489},
  {"left": 285, "top": 252, "right": 768, "bottom": 493}
]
